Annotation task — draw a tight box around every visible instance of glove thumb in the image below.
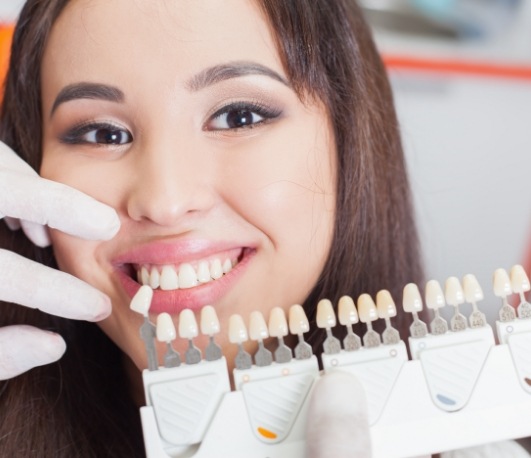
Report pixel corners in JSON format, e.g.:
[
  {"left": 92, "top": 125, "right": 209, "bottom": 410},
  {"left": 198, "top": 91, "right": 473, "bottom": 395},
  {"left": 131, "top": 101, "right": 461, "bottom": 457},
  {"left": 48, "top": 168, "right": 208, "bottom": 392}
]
[{"left": 306, "top": 371, "right": 372, "bottom": 458}]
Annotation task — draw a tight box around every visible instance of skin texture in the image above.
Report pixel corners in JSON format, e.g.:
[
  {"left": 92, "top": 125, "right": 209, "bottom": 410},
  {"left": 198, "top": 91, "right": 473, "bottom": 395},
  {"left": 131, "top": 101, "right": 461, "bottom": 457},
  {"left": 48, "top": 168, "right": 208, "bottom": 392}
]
[{"left": 39, "top": 0, "right": 336, "bottom": 390}]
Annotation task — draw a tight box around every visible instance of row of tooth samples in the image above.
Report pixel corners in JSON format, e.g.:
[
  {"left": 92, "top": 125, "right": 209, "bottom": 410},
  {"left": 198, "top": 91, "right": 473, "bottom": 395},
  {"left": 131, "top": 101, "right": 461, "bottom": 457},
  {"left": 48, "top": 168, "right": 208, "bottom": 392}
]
[
  {"left": 136, "top": 258, "right": 235, "bottom": 290},
  {"left": 130, "top": 285, "right": 223, "bottom": 370},
  {"left": 229, "top": 305, "right": 314, "bottom": 370},
  {"left": 493, "top": 265, "right": 531, "bottom": 321},
  {"left": 405, "top": 274, "right": 489, "bottom": 337}
]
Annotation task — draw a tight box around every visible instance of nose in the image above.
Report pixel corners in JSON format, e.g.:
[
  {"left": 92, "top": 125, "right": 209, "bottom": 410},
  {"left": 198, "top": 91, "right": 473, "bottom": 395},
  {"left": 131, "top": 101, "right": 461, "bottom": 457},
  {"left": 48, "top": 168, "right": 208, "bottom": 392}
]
[{"left": 126, "top": 141, "right": 216, "bottom": 227}]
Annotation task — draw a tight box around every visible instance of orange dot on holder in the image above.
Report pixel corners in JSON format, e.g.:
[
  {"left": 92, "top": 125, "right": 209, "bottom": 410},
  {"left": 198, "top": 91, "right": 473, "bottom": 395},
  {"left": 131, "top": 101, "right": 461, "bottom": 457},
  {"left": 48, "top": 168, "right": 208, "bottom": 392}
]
[{"left": 257, "top": 427, "right": 277, "bottom": 440}]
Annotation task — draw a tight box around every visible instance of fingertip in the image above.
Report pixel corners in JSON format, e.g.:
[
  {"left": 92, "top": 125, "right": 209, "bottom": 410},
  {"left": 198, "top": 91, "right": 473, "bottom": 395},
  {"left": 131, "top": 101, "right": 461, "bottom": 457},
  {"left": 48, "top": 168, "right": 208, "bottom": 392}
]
[
  {"left": 87, "top": 293, "right": 113, "bottom": 322},
  {"left": 21, "top": 220, "right": 51, "bottom": 247}
]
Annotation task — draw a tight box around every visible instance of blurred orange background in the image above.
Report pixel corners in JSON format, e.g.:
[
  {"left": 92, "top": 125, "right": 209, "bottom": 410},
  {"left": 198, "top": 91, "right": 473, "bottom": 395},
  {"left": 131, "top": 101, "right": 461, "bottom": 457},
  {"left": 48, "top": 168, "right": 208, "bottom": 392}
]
[{"left": 0, "top": 23, "right": 14, "bottom": 100}]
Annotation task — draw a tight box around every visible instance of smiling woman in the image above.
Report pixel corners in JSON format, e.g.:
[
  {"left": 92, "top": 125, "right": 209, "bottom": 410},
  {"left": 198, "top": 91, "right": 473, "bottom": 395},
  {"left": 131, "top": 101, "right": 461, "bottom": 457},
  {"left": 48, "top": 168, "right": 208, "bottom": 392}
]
[{"left": 0, "top": 0, "right": 422, "bottom": 456}]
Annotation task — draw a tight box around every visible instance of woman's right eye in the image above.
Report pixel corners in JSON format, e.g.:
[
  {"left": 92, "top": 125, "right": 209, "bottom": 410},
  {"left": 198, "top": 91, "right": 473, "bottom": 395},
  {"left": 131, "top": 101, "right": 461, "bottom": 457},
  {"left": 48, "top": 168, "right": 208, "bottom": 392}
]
[{"left": 61, "top": 122, "right": 133, "bottom": 146}]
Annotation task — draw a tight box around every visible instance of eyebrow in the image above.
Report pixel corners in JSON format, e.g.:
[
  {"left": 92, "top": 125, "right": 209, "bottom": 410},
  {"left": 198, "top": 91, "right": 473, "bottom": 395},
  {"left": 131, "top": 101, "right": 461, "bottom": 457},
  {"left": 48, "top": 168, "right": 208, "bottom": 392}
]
[
  {"left": 50, "top": 82, "right": 124, "bottom": 116},
  {"left": 186, "top": 61, "right": 290, "bottom": 91}
]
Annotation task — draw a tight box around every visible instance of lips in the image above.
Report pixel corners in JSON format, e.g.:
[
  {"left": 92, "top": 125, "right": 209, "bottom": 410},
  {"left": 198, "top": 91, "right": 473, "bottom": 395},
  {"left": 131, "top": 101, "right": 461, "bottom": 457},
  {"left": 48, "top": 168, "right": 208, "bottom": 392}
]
[{"left": 112, "top": 241, "right": 254, "bottom": 314}]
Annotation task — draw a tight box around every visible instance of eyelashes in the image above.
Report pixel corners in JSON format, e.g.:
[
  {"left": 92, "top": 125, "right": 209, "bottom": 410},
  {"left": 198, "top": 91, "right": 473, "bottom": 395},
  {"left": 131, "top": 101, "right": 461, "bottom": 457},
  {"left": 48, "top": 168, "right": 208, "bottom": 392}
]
[
  {"left": 59, "top": 121, "right": 132, "bottom": 146},
  {"left": 58, "top": 100, "right": 283, "bottom": 146}
]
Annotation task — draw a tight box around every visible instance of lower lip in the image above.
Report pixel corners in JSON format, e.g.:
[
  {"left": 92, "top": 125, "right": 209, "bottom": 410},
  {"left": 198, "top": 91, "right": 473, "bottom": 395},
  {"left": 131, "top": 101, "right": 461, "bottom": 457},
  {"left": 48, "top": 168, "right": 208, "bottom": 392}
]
[{"left": 115, "top": 249, "right": 255, "bottom": 314}]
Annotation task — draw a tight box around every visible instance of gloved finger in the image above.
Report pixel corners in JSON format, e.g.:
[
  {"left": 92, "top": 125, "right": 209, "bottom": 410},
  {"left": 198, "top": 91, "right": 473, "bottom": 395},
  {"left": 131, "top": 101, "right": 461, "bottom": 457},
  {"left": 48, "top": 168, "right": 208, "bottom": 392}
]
[
  {"left": 0, "top": 170, "right": 120, "bottom": 241},
  {"left": 0, "top": 249, "right": 111, "bottom": 321},
  {"left": 3, "top": 216, "right": 21, "bottom": 231},
  {"left": 306, "top": 371, "right": 372, "bottom": 458},
  {"left": 0, "top": 325, "right": 66, "bottom": 380},
  {"left": 19, "top": 219, "right": 51, "bottom": 248}
]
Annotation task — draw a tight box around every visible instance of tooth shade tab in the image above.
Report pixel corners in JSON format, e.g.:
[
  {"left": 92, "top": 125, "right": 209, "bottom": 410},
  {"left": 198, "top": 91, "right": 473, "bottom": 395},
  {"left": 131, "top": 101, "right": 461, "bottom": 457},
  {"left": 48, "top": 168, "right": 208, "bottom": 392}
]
[
  {"left": 376, "top": 290, "right": 397, "bottom": 319},
  {"left": 445, "top": 276, "right": 465, "bottom": 306},
  {"left": 425, "top": 280, "right": 446, "bottom": 310},
  {"left": 130, "top": 285, "right": 154, "bottom": 316},
  {"left": 289, "top": 304, "right": 310, "bottom": 335},
  {"left": 249, "top": 311, "right": 269, "bottom": 341},
  {"left": 402, "top": 284, "right": 423, "bottom": 313},
  {"left": 178, "top": 309, "right": 199, "bottom": 339},
  {"left": 229, "top": 314, "right": 249, "bottom": 344},
  {"left": 316, "top": 299, "right": 336, "bottom": 328},
  {"left": 268, "top": 307, "right": 289, "bottom": 338},
  {"left": 510, "top": 265, "right": 531, "bottom": 293},
  {"left": 493, "top": 268, "right": 513, "bottom": 298},
  {"left": 357, "top": 294, "right": 378, "bottom": 323},
  {"left": 156, "top": 313, "right": 177, "bottom": 342},
  {"left": 200, "top": 305, "right": 220, "bottom": 336},
  {"left": 463, "top": 274, "right": 484, "bottom": 303},
  {"left": 338, "top": 296, "right": 358, "bottom": 325}
]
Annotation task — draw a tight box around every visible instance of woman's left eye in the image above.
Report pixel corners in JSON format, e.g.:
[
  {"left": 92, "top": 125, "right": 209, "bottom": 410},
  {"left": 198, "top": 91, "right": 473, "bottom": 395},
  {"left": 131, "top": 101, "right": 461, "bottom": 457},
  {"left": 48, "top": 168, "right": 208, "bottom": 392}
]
[
  {"left": 61, "top": 122, "right": 133, "bottom": 146},
  {"left": 205, "top": 102, "right": 282, "bottom": 131}
]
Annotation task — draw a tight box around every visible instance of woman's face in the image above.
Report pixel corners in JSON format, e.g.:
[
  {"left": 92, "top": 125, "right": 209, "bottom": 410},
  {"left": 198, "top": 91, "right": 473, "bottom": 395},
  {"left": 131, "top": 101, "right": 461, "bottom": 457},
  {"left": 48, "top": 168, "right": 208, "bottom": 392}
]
[{"left": 40, "top": 0, "right": 336, "bottom": 372}]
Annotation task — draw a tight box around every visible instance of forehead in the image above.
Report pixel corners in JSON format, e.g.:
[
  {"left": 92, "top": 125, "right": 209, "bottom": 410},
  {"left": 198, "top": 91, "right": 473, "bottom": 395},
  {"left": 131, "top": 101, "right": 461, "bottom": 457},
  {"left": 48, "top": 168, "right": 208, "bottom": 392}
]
[{"left": 41, "top": 0, "right": 283, "bottom": 100}]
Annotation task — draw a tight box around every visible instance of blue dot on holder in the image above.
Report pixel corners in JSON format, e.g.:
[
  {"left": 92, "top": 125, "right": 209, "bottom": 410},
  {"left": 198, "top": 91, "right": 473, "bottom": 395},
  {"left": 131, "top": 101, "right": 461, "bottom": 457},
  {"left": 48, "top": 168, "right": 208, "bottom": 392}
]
[{"left": 436, "top": 394, "right": 456, "bottom": 406}]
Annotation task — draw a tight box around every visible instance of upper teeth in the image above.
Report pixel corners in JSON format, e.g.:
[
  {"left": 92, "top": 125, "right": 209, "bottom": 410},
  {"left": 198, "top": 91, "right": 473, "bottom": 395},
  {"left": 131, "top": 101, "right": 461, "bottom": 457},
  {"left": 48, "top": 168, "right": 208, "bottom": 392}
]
[{"left": 137, "top": 258, "right": 235, "bottom": 291}]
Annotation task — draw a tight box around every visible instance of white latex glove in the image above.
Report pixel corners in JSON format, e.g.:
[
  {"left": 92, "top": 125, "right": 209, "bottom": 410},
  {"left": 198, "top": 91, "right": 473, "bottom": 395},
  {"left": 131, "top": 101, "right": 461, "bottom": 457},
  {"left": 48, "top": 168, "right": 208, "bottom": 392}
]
[
  {"left": 306, "top": 371, "right": 372, "bottom": 458},
  {"left": 0, "top": 141, "right": 120, "bottom": 380}
]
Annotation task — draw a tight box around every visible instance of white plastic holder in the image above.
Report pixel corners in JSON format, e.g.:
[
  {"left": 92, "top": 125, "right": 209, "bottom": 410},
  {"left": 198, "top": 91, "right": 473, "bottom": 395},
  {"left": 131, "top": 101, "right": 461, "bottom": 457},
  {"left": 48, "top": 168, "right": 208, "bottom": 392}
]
[{"left": 497, "top": 318, "right": 531, "bottom": 393}]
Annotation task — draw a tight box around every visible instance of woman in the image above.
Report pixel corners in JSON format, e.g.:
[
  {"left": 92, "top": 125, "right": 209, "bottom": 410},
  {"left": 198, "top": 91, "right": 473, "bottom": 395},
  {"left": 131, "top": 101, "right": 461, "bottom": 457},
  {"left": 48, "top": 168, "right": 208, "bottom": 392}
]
[{"left": 0, "top": 0, "right": 422, "bottom": 456}]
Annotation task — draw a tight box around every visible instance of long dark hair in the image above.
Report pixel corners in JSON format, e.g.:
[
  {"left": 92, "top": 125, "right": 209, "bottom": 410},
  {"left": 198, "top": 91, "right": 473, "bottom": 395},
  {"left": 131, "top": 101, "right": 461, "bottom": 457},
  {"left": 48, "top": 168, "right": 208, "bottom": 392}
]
[{"left": 0, "top": 0, "right": 423, "bottom": 456}]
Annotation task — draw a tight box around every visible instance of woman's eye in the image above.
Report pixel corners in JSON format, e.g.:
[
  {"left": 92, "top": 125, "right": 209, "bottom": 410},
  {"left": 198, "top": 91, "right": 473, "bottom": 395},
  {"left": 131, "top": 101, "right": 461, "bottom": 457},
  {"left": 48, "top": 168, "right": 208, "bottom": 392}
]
[
  {"left": 61, "top": 123, "right": 133, "bottom": 146},
  {"left": 206, "top": 102, "right": 282, "bottom": 131}
]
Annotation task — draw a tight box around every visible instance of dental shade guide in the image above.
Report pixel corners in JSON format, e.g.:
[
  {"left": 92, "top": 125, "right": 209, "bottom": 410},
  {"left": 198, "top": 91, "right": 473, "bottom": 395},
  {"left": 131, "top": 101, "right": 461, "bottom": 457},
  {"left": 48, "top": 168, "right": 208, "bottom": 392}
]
[
  {"left": 130, "top": 285, "right": 158, "bottom": 371},
  {"left": 137, "top": 266, "right": 531, "bottom": 458}
]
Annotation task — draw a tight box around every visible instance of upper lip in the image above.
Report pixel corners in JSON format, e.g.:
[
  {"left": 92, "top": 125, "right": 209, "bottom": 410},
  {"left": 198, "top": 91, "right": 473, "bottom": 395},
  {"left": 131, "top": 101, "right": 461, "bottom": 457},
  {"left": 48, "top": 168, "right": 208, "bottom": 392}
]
[{"left": 111, "top": 238, "right": 251, "bottom": 267}]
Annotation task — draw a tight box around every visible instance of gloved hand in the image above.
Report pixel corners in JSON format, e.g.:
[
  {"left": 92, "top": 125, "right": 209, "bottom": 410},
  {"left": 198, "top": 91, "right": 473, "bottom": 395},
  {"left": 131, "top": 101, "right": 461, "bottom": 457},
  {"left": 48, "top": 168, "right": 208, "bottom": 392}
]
[
  {"left": 306, "top": 371, "right": 372, "bottom": 458},
  {"left": 0, "top": 141, "right": 120, "bottom": 380}
]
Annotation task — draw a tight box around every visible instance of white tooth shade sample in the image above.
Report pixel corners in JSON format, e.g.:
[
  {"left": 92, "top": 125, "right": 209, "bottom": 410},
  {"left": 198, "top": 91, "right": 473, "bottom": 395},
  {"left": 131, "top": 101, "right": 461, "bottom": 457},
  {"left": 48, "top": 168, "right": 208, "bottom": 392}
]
[
  {"left": 129, "top": 285, "right": 154, "bottom": 315},
  {"left": 200, "top": 305, "right": 220, "bottom": 336},
  {"left": 510, "top": 265, "right": 531, "bottom": 293},
  {"left": 463, "top": 274, "right": 484, "bottom": 303},
  {"left": 229, "top": 314, "right": 248, "bottom": 344},
  {"left": 249, "top": 311, "right": 269, "bottom": 341},
  {"left": 178, "top": 309, "right": 199, "bottom": 339},
  {"left": 289, "top": 304, "right": 310, "bottom": 335},
  {"left": 316, "top": 299, "right": 336, "bottom": 328},
  {"left": 338, "top": 295, "right": 358, "bottom": 325},
  {"left": 376, "top": 290, "right": 397, "bottom": 319},
  {"left": 445, "top": 277, "right": 465, "bottom": 306},
  {"left": 358, "top": 294, "right": 378, "bottom": 322},
  {"left": 268, "top": 307, "right": 289, "bottom": 338},
  {"left": 402, "top": 284, "right": 423, "bottom": 313},
  {"left": 425, "top": 280, "right": 446, "bottom": 310},
  {"left": 156, "top": 313, "right": 177, "bottom": 342},
  {"left": 493, "top": 268, "right": 513, "bottom": 298}
]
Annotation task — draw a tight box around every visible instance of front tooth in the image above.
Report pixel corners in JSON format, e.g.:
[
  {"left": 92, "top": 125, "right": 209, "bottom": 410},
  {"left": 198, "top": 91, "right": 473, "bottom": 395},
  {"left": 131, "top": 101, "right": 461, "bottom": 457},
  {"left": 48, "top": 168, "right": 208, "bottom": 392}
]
[
  {"left": 358, "top": 294, "right": 378, "bottom": 322},
  {"left": 197, "top": 261, "right": 211, "bottom": 283},
  {"left": 141, "top": 266, "right": 150, "bottom": 285},
  {"left": 149, "top": 267, "right": 160, "bottom": 289},
  {"left": 178, "top": 263, "right": 198, "bottom": 289},
  {"left": 210, "top": 259, "right": 223, "bottom": 279},
  {"left": 160, "top": 265, "right": 179, "bottom": 290},
  {"left": 425, "top": 280, "right": 445, "bottom": 310},
  {"left": 222, "top": 258, "right": 232, "bottom": 274}
]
